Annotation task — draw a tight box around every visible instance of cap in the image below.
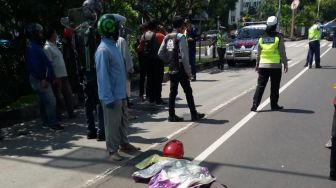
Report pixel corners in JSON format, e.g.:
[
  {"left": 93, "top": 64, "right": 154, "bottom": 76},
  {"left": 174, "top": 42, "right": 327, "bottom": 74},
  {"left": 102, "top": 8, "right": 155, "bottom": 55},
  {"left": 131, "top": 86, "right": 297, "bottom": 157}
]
[{"left": 266, "top": 16, "right": 278, "bottom": 26}]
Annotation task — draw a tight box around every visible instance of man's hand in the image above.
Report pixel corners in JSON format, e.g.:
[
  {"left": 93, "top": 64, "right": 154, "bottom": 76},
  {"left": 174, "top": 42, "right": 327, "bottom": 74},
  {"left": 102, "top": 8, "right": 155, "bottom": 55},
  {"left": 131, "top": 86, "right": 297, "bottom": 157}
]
[
  {"left": 255, "top": 64, "right": 259, "bottom": 72},
  {"left": 284, "top": 65, "right": 288, "bottom": 73},
  {"left": 41, "top": 79, "right": 49, "bottom": 88}
]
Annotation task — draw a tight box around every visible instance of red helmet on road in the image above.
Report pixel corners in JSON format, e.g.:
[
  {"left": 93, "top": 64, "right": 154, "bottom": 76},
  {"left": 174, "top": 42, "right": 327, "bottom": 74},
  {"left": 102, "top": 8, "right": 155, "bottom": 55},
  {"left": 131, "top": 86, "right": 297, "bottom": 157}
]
[
  {"left": 63, "top": 28, "right": 73, "bottom": 39},
  {"left": 162, "top": 139, "right": 184, "bottom": 159}
]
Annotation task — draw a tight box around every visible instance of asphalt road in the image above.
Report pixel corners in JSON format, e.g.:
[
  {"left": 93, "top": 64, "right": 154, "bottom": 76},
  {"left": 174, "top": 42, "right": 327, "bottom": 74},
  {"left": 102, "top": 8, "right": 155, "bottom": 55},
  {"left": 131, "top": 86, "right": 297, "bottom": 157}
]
[
  {"left": 0, "top": 40, "right": 335, "bottom": 188},
  {"left": 89, "top": 40, "right": 336, "bottom": 188}
]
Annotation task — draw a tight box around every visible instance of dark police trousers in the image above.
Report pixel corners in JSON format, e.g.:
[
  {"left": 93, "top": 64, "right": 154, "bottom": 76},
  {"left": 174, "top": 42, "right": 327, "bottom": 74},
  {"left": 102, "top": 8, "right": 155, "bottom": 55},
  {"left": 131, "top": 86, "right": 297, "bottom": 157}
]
[
  {"left": 252, "top": 68, "right": 282, "bottom": 109},
  {"left": 330, "top": 105, "right": 336, "bottom": 177},
  {"left": 217, "top": 47, "right": 226, "bottom": 70},
  {"left": 189, "top": 48, "right": 197, "bottom": 79},
  {"left": 306, "top": 40, "right": 320, "bottom": 67},
  {"left": 83, "top": 71, "right": 104, "bottom": 136},
  {"left": 168, "top": 72, "right": 197, "bottom": 116}
]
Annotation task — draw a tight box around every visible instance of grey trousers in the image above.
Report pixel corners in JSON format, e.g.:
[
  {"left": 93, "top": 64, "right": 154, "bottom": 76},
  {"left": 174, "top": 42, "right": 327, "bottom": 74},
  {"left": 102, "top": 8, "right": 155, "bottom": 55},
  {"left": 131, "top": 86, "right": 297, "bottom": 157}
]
[{"left": 102, "top": 99, "right": 129, "bottom": 153}]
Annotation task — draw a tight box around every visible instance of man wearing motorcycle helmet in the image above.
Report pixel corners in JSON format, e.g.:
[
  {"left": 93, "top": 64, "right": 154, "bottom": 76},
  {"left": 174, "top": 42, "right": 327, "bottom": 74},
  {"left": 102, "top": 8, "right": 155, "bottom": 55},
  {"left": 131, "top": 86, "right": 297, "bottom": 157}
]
[
  {"left": 25, "top": 23, "right": 63, "bottom": 130},
  {"left": 78, "top": 0, "right": 105, "bottom": 141},
  {"left": 95, "top": 14, "right": 140, "bottom": 161}
]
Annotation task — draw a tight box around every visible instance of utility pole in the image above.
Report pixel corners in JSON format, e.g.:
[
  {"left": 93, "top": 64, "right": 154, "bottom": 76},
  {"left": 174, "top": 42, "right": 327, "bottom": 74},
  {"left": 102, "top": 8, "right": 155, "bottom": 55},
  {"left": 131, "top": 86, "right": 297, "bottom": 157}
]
[
  {"left": 278, "top": 0, "right": 281, "bottom": 31},
  {"left": 317, "top": 0, "right": 320, "bottom": 18}
]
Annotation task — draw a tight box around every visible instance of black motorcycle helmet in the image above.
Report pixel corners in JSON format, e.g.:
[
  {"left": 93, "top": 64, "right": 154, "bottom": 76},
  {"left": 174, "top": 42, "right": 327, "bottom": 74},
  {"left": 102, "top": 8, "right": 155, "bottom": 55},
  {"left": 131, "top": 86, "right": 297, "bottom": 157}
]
[{"left": 25, "top": 23, "right": 44, "bottom": 45}]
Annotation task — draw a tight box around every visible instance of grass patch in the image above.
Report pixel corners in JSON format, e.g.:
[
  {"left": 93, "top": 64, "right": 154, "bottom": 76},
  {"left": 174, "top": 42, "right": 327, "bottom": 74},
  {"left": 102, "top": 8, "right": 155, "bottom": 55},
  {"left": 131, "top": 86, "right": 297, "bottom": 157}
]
[{"left": 0, "top": 94, "right": 38, "bottom": 112}]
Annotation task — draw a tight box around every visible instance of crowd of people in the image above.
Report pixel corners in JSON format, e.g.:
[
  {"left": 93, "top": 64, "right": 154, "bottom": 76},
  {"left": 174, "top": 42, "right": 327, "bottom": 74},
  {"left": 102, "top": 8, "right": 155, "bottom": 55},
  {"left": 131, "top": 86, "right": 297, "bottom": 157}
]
[{"left": 22, "top": 0, "right": 205, "bottom": 161}]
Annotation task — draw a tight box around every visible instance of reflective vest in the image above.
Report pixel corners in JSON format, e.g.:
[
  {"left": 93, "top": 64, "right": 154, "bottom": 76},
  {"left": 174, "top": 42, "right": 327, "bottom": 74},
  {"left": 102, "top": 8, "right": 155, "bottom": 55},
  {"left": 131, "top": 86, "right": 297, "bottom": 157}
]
[
  {"left": 308, "top": 24, "right": 321, "bottom": 42},
  {"left": 258, "top": 37, "right": 280, "bottom": 64},
  {"left": 216, "top": 33, "right": 227, "bottom": 48}
]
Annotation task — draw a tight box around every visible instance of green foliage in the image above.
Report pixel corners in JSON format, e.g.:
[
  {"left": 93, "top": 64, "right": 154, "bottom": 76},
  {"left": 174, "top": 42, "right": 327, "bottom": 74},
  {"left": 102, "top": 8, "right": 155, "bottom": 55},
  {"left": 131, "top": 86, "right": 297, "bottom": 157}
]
[
  {"left": 257, "top": 0, "right": 334, "bottom": 36},
  {"left": 320, "top": 0, "right": 336, "bottom": 22},
  {"left": 208, "top": 0, "right": 238, "bottom": 26}
]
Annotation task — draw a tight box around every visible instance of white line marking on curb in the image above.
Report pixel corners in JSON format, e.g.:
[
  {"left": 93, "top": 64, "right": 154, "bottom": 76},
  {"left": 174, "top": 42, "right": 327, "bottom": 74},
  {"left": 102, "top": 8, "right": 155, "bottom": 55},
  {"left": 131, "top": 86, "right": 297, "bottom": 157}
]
[{"left": 193, "top": 47, "right": 332, "bottom": 164}]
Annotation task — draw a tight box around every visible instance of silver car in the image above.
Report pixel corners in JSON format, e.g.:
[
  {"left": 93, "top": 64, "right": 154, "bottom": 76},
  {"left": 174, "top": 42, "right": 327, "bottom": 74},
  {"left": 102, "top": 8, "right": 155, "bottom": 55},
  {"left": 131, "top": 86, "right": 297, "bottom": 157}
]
[{"left": 225, "top": 24, "right": 266, "bottom": 66}]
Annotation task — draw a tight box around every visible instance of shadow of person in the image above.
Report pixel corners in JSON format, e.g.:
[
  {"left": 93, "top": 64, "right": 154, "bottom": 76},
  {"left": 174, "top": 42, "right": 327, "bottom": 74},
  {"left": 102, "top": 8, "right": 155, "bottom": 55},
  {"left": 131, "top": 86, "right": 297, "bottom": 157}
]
[
  {"left": 193, "top": 118, "right": 229, "bottom": 125},
  {"left": 258, "top": 108, "right": 315, "bottom": 114}
]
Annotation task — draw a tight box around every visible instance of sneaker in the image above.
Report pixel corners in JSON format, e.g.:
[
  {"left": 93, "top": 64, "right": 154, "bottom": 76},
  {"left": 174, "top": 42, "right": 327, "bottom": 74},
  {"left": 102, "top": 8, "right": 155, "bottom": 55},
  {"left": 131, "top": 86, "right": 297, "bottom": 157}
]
[
  {"left": 191, "top": 112, "right": 205, "bottom": 121},
  {"left": 271, "top": 105, "right": 283, "bottom": 111},
  {"left": 329, "top": 171, "right": 336, "bottom": 181},
  {"left": 108, "top": 152, "right": 123, "bottom": 161},
  {"left": 325, "top": 139, "right": 332, "bottom": 149},
  {"left": 68, "top": 113, "right": 77, "bottom": 119},
  {"left": 96, "top": 135, "right": 105, "bottom": 141},
  {"left": 303, "top": 64, "right": 308, "bottom": 67},
  {"left": 156, "top": 99, "right": 166, "bottom": 105},
  {"left": 50, "top": 124, "right": 64, "bottom": 131},
  {"left": 119, "top": 143, "right": 141, "bottom": 153},
  {"left": 250, "top": 105, "right": 257, "bottom": 112},
  {"left": 139, "top": 96, "right": 145, "bottom": 102},
  {"left": 87, "top": 132, "right": 97, "bottom": 139},
  {"left": 316, "top": 65, "right": 322, "bottom": 68},
  {"left": 168, "top": 115, "right": 184, "bottom": 122}
]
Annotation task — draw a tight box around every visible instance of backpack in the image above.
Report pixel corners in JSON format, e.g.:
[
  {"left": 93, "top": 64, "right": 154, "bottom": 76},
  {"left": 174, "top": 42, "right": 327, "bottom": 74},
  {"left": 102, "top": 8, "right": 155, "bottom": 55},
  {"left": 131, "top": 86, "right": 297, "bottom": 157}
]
[
  {"left": 165, "top": 33, "right": 183, "bottom": 74},
  {"left": 143, "top": 31, "right": 159, "bottom": 58}
]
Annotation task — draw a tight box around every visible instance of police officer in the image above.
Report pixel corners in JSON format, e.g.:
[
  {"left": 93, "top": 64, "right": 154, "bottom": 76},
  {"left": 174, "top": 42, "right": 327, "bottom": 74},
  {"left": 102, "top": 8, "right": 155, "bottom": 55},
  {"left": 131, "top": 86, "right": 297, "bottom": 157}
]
[
  {"left": 304, "top": 19, "right": 322, "bottom": 68},
  {"left": 214, "top": 26, "right": 228, "bottom": 70},
  {"left": 250, "top": 16, "right": 288, "bottom": 112},
  {"left": 330, "top": 97, "right": 336, "bottom": 180},
  {"left": 158, "top": 16, "right": 204, "bottom": 122},
  {"left": 186, "top": 20, "right": 198, "bottom": 81}
]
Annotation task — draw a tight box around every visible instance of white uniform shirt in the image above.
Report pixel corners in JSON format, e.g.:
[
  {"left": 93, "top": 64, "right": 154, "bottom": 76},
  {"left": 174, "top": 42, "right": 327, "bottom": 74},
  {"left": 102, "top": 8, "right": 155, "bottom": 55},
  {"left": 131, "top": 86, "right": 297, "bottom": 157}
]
[{"left": 43, "top": 41, "right": 68, "bottom": 78}]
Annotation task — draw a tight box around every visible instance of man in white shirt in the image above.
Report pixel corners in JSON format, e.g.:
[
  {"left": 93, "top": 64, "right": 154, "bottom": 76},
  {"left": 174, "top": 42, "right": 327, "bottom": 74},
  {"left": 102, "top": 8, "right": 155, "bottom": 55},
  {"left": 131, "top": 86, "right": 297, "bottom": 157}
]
[{"left": 44, "top": 27, "right": 75, "bottom": 119}]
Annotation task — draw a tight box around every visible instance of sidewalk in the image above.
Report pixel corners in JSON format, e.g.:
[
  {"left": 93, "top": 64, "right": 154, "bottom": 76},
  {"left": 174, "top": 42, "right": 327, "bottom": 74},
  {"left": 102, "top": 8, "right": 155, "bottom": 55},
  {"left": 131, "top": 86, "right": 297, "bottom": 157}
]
[{"left": 0, "top": 63, "right": 258, "bottom": 188}]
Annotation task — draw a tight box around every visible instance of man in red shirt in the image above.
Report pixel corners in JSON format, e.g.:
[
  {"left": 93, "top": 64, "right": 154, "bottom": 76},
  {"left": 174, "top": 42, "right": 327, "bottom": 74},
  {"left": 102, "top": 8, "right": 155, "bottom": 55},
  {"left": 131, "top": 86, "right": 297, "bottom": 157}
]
[{"left": 137, "top": 20, "right": 165, "bottom": 105}]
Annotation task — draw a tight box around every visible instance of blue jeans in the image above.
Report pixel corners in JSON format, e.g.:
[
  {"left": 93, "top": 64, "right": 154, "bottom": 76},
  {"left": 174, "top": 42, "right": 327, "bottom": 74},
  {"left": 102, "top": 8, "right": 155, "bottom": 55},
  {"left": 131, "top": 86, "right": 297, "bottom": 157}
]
[{"left": 29, "top": 76, "right": 58, "bottom": 126}]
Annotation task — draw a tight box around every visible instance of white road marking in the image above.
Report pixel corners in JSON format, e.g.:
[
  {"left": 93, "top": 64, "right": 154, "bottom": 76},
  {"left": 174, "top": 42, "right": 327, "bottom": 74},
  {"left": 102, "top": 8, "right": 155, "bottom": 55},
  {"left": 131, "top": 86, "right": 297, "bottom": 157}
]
[
  {"left": 294, "top": 43, "right": 305, "bottom": 47},
  {"left": 193, "top": 47, "right": 332, "bottom": 164},
  {"left": 286, "top": 43, "right": 299, "bottom": 47}
]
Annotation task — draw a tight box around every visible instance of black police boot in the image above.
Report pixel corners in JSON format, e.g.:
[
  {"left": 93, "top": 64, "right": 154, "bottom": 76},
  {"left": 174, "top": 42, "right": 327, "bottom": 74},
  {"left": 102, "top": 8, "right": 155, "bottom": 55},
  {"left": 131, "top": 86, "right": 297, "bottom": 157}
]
[
  {"left": 168, "top": 114, "right": 184, "bottom": 122},
  {"left": 191, "top": 112, "right": 205, "bottom": 121}
]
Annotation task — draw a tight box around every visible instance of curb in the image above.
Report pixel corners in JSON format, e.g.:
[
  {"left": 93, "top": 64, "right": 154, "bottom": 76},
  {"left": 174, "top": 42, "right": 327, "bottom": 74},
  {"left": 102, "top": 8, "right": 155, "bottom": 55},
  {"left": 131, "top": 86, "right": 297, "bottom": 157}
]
[{"left": 0, "top": 59, "right": 218, "bottom": 128}]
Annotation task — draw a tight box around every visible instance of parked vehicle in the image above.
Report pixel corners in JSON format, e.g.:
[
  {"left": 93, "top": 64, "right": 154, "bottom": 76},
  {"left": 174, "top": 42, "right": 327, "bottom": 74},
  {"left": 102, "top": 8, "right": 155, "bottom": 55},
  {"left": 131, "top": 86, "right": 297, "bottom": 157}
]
[
  {"left": 205, "top": 29, "right": 219, "bottom": 40},
  {"left": 225, "top": 24, "right": 266, "bottom": 66},
  {"left": 322, "top": 22, "right": 336, "bottom": 40},
  {"left": 0, "top": 39, "right": 11, "bottom": 55}
]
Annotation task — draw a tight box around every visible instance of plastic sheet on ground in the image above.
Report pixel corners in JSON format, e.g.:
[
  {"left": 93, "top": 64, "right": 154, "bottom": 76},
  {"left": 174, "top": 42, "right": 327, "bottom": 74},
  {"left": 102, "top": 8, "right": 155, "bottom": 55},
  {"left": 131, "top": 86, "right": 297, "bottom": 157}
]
[{"left": 133, "top": 157, "right": 216, "bottom": 188}]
